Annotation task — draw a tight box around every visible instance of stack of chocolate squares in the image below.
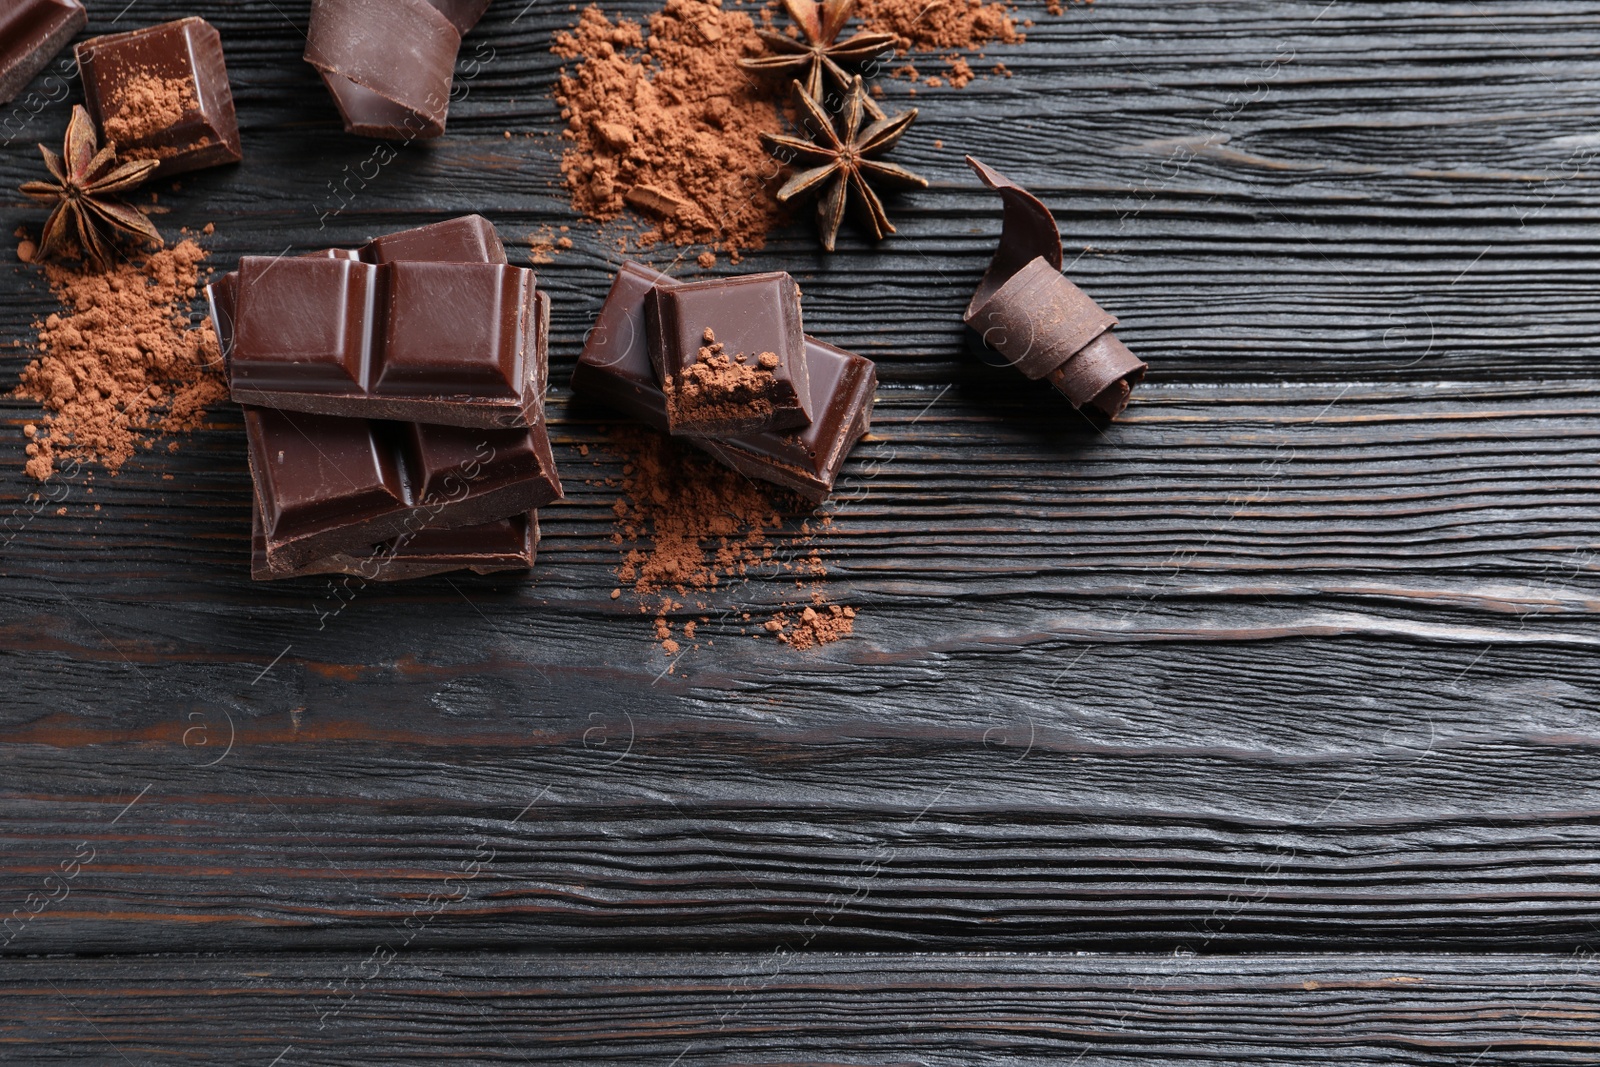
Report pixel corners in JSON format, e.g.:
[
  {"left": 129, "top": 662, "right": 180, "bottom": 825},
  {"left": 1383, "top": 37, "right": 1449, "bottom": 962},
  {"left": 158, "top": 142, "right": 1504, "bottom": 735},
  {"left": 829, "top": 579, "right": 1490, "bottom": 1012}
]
[
  {"left": 572, "top": 263, "right": 876, "bottom": 502},
  {"left": 206, "top": 216, "right": 563, "bottom": 581}
]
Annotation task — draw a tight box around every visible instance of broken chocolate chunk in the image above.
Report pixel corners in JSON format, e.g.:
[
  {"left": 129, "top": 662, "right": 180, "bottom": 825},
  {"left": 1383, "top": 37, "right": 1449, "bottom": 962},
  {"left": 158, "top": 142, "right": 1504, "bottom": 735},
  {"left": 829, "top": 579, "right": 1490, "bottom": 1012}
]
[
  {"left": 303, "top": 0, "right": 486, "bottom": 139},
  {"left": 575, "top": 261, "right": 874, "bottom": 502},
  {"left": 75, "top": 18, "right": 243, "bottom": 178}
]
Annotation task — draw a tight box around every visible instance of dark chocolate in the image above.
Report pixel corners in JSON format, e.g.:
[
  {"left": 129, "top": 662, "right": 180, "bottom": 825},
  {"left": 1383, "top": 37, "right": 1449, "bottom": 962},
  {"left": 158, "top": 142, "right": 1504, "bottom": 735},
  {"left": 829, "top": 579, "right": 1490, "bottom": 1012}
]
[
  {"left": 75, "top": 18, "right": 242, "bottom": 178},
  {"left": 0, "top": 0, "right": 84, "bottom": 106},
  {"left": 964, "top": 155, "right": 1146, "bottom": 421},
  {"left": 245, "top": 405, "right": 562, "bottom": 574},
  {"left": 227, "top": 258, "right": 548, "bottom": 428},
  {"left": 364, "top": 214, "right": 506, "bottom": 265},
  {"left": 207, "top": 216, "right": 507, "bottom": 362},
  {"left": 574, "top": 262, "right": 875, "bottom": 502},
  {"left": 303, "top": 0, "right": 486, "bottom": 140},
  {"left": 644, "top": 272, "right": 811, "bottom": 436},
  {"left": 251, "top": 508, "right": 537, "bottom": 581}
]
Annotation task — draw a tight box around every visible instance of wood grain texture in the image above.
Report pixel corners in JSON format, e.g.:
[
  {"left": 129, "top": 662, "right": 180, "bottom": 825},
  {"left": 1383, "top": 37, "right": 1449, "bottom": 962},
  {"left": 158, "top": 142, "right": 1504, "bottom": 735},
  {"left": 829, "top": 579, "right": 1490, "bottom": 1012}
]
[
  {"left": 8, "top": 952, "right": 1600, "bottom": 1065},
  {"left": 1, "top": 0, "right": 1599, "bottom": 1040}
]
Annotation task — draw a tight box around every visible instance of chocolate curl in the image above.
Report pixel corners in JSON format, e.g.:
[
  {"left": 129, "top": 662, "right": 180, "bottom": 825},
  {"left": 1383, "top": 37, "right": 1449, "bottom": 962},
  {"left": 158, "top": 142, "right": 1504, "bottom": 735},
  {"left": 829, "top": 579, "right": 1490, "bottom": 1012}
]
[
  {"left": 964, "top": 155, "right": 1146, "bottom": 421},
  {"left": 303, "top": 0, "right": 486, "bottom": 140}
]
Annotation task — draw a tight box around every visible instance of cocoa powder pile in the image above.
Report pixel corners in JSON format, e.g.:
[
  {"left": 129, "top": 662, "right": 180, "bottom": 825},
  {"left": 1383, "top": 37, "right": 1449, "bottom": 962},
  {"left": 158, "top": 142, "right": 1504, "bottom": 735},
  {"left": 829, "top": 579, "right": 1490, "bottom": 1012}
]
[
  {"left": 553, "top": 0, "right": 786, "bottom": 257},
  {"left": 16, "top": 238, "right": 225, "bottom": 481},
  {"left": 596, "top": 428, "right": 855, "bottom": 659},
  {"left": 553, "top": 0, "right": 1048, "bottom": 248}
]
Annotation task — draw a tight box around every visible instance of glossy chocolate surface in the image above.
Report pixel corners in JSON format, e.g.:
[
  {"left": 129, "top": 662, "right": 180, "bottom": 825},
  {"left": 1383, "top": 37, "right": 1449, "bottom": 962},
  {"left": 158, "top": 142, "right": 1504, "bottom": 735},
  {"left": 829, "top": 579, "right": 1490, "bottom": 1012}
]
[
  {"left": 228, "top": 258, "right": 546, "bottom": 428},
  {"left": 207, "top": 216, "right": 508, "bottom": 360},
  {"left": 304, "top": 0, "right": 484, "bottom": 139},
  {"left": 245, "top": 406, "right": 562, "bottom": 573},
  {"left": 76, "top": 17, "right": 242, "bottom": 178},
  {"left": 644, "top": 271, "right": 810, "bottom": 436},
  {"left": 251, "top": 508, "right": 537, "bottom": 581},
  {"left": 574, "top": 262, "right": 875, "bottom": 502},
  {"left": 0, "top": 0, "right": 84, "bottom": 106}
]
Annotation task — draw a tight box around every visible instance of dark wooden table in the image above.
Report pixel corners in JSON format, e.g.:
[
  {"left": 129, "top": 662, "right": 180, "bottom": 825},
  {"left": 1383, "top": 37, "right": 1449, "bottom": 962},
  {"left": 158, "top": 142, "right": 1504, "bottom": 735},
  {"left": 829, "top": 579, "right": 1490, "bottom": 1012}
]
[{"left": 6, "top": 0, "right": 1600, "bottom": 1062}]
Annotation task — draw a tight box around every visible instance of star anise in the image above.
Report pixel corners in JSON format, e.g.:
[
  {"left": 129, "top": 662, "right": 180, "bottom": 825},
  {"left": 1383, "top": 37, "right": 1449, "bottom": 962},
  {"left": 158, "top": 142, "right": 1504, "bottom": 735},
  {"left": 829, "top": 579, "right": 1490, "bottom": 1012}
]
[
  {"left": 19, "top": 105, "right": 161, "bottom": 269},
  {"left": 760, "top": 77, "right": 928, "bottom": 252},
  {"left": 740, "top": 0, "right": 898, "bottom": 104}
]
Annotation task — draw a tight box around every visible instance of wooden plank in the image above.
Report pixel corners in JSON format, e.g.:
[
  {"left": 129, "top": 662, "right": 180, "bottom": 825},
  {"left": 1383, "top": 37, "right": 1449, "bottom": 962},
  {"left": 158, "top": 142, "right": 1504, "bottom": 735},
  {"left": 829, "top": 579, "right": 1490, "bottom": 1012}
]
[
  {"left": 6, "top": 952, "right": 1600, "bottom": 1064},
  {"left": 0, "top": 0, "right": 1598, "bottom": 967}
]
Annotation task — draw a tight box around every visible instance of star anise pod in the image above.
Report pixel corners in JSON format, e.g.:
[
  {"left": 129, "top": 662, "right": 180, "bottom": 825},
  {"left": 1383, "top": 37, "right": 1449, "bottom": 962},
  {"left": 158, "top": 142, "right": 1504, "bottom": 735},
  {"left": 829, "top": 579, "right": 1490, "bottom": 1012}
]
[
  {"left": 19, "top": 105, "right": 161, "bottom": 269},
  {"left": 761, "top": 77, "right": 928, "bottom": 252},
  {"left": 740, "top": 0, "right": 898, "bottom": 104}
]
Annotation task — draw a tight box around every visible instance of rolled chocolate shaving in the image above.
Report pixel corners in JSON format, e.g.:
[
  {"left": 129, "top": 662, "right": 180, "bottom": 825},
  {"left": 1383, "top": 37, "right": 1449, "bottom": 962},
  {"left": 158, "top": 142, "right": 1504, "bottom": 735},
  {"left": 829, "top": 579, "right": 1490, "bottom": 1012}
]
[
  {"left": 965, "top": 155, "right": 1063, "bottom": 318},
  {"left": 964, "top": 155, "right": 1146, "bottom": 421},
  {"left": 304, "top": 0, "right": 484, "bottom": 140}
]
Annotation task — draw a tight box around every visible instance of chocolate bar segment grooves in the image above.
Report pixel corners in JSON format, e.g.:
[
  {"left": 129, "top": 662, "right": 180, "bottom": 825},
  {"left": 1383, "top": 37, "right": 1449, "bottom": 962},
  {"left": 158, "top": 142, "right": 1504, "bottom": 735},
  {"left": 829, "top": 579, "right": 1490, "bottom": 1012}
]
[
  {"left": 244, "top": 406, "right": 562, "bottom": 573},
  {"left": 228, "top": 259, "right": 547, "bottom": 428}
]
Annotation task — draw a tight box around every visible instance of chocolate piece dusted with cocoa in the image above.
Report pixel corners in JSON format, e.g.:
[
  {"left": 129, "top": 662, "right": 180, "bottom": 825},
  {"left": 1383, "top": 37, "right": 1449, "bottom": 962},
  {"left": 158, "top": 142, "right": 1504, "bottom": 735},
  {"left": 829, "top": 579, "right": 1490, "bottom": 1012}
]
[
  {"left": 575, "top": 262, "right": 874, "bottom": 502},
  {"left": 251, "top": 508, "right": 538, "bottom": 581},
  {"left": 303, "top": 0, "right": 487, "bottom": 139},
  {"left": 964, "top": 155, "right": 1146, "bottom": 421},
  {"left": 644, "top": 272, "right": 811, "bottom": 436},
  {"left": 226, "top": 257, "right": 548, "bottom": 428},
  {"left": 0, "top": 0, "right": 85, "bottom": 106},
  {"left": 76, "top": 18, "right": 242, "bottom": 178},
  {"left": 244, "top": 406, "right": 562, "bottom": 574}
]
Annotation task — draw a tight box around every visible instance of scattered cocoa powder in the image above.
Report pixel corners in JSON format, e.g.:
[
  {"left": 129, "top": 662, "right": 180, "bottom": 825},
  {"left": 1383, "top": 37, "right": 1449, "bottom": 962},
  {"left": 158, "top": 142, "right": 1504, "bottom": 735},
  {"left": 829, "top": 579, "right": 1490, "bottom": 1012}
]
[
  {"left": 597, "top": 427, "right": 856, "bottom": 661},
  {"left": 854, "top": 0, "right": 1025, "bottom": 53},
  {"left": 103, "top": 70, "right": 196, "bottom": 148},
  {"left": 553, "top": 1, "right": 786, "bottom": 258},
  {"left": 551, "top": 0, "right": 1060, "bottom": 249},
  {"left": 14, "top": 239, "right": 225, "bottom": 481},
  {"left": 767, "top": 600, "right": 856, "bottom": 650}
]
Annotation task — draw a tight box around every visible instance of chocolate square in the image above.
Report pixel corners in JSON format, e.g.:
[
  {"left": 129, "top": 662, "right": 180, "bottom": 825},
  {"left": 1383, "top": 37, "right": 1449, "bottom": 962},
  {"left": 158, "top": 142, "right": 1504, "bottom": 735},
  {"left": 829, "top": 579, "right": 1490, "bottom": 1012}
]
[
  {"left": 644, "top": 272, "right": 810, "bottom": 437},
  {"left": 75, "top": 17, "right": 242, "bottom": 178},
  {"left": 246, "top": 408, "right": 407, "bottom": 564},
  {"left": 376, "top": 263, "right": 527, "bottom": 398},
  {"left": 0, "top": 0, "right": 85, "bottom": 106},
  {"left": 232, "top": 257, "right": 377, "bottom": 391},
  {"left": 402, "top": 422, "right": 558, "bottom": 506}
]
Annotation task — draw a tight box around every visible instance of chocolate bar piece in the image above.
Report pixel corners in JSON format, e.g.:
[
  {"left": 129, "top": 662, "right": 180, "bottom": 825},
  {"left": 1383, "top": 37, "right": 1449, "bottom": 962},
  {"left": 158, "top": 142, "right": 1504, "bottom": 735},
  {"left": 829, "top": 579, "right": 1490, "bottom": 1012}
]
[
  {"left": 0, "top": 0, "right": 84, "bottom": 106},
  {"left": 227, "top": 257, "right": 548, "bottom": 428},
  {"left": 575, "top": 262, "right": 875, "bottom": 503},
  {"left": 644, "top": 272, "right": 811, "bottom": 437},
  {"left": 251, "top": 508, "right": 537, "bottom": 581},
  {"left": 964, "top": 156, "right": 1145, "bottom": 421},
  {"left": 245, "top": 406, "right": 562, "bottom": 574},
  {"left": 303, "top": 0, "right": 487, "bottom": 140},
  {"left": 207, "top": 216, "right": 508, "bottom": 361},
  {"left": 364, "top": 213, "right": 506, "bottom": 265},
  {"left": 75, "top": 18, "right": 242, "bottom": 178}
]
